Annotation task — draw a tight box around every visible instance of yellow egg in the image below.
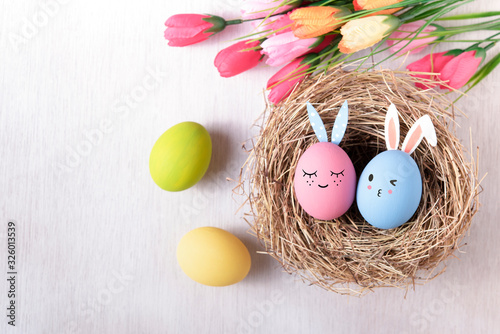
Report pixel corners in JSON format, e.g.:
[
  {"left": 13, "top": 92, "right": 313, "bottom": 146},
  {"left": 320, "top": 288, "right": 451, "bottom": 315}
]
[
  {"left": 149, "top": 122, "right": 211, "bottom": 192},
  {"left": 177, "top": 227, "right": 251, "bottom": 286}
]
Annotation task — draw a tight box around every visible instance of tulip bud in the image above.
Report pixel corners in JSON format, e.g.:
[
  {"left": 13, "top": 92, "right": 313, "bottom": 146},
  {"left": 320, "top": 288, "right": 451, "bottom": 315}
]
[
  {"left": 406, "top": 47, "right": 486, "bottom": 90},
  {"left": 214, "top": 40, "right": 263, "bottom": 77},
  {"left": 164, "top": 14, "right": 228, "bottom": 47},
  {"left": 290, "top": 6, "right": 351, "bottom": 39},
  {"left": 353, "top": 0, "right": 404, "bottom": 16},
  {"left": 339, "top": 15, "right": 400, "bottom": 54}
]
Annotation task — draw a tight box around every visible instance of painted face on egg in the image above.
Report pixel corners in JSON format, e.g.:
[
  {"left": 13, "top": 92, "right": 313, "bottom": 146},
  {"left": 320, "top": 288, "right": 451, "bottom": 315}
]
[
  {"left": 355, "top": 103, "right": 437, "bottom": 230},
  {"left": 356, "top": 150, "right": 422, "bottom": 229},
  {"left": 294, "top": 142, "right": 356, "bottom": 220},
  {"left": 293, "top": 101, "right": 356, "bottom": 220}
]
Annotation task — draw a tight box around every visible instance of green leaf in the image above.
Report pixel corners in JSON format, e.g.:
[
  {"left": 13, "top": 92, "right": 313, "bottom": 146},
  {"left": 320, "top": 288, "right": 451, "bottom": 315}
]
[
  {"left": 308, "top": 36, "right": 325, "bottom": 50},
  {"left": 398, "top": 0, "right": 467, "bottom": 23},
  {"left": 437, "top": 11, "right": 500, "bottom": 20},
  {"left": 341, "top": 0, "right": 447, "bottom": 22}
]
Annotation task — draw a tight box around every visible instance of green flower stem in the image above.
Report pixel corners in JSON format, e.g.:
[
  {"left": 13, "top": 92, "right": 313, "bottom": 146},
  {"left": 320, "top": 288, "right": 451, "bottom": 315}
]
[
  {"left": 335, "top": 0, "right": 432, "bottom": 22},
  {"left": 342, "top": 0, "right": 465, "bottom": 22},
  {"left": 398, "top": 0, "right": 468, "bottom": 23},
  {"left": 386, "top": 15, "right": 500, "bottom": 49},
  {"left": 411, "top": 39, "right": 500, "bottom": 43},
  {"left": 228, "top": 11, "right": 291, "bottom": 25},
  {"left": 226, "top": 19, "right": 243, "bottom": 25},
  {"left": 389, "top": 31, "right": 500, "bottom": 41},
  {"left": 427, "top": 25, "right": 500, "bottom": 39},
  {"left": 364, "top": 2, "right": 465, "bottom": 69},
  {"left": 281, "top": 46, "right": 346, "bottom": 82},
  {"left": 239, "top": 0, "right": 299, "bottom": 22},
  {"left": 313, "top": 0, "right": 352, "bottom": 6},
  {"left": 233, "top": 23, "right": 294, "bottom": 43},
  {"left": 317, "top": 44, "right": 335, "bottom": 56},
  {"left": 443, "top": 19, "right": 500, "bottom": 32},
  {"left": 437, "top": 11, "right": 500, "bottom": 20},
  {"left": 318, "top": 35, "right": 342, "bottom": 56},
  {"left": 458, "top": 33, "right": 500, "bottom": 53},
  {"left": 483, "top": 31, "right": 500, "bottom": 42},
  {"left": 482, "top": 42, "right": 497, "bottom": 52}
]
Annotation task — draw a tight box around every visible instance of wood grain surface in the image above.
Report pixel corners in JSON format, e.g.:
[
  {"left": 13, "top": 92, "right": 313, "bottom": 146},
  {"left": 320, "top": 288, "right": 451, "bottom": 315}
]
[{"left": 1, "top": 0, "right": 499, "bottom": 333}]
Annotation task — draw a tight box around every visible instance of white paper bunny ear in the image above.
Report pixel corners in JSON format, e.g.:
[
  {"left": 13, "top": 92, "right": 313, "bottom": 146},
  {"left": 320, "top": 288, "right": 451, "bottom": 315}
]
[
  {"left": 385, "top": 103, "right": 400, "bottom": 150},
  {"left": 307, "top": 102, "right": 328, "bottom": 142},
  {"left": 331, "top": 100, "right": 349, "bottom": 145},
  {"left": 401, "top": 114, "right": 437, "bottom": 155}
]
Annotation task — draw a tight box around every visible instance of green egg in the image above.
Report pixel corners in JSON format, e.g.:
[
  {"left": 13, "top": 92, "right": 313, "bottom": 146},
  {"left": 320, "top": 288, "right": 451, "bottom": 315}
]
[{"left": 149, "top": 122, "right": 212, "bottom": 191}]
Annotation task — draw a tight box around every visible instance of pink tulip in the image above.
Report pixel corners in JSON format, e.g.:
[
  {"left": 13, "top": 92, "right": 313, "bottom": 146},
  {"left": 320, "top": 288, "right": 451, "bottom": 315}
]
[
  {"left": 214, "top": 40, "right": 263, "bottom": 77},
  {"left": 267, "top": 54, "right": 317, "bottom": 104},
  {"left": 406, "top": 51, "right": 454, "bottom": 89},
  {"left": 164, "top": 14, "right": 226, "bottom": 47},
  {"left": 387, "top": 21, "right": 440, "bottom": 56},
  {"left": 252, "top": 13, "right": 293, "bottom": 37},
  {"left": 242, "top": 0, "right": 302, "bottom": 20},
  {"left": 438, "top": 49, "right": 484, "bottom": 90},
  {"left": 261, "top": 31, "right": 321, "bottom": 66},
  {"left": 407, "top": 48, "right": 484, "bottom": 90}
]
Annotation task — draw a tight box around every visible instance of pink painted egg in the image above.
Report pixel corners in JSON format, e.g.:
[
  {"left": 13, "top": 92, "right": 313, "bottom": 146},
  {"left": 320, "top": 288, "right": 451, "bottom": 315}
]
[{"left": 294, "top": 142, "right": 356, "bottom": 220}]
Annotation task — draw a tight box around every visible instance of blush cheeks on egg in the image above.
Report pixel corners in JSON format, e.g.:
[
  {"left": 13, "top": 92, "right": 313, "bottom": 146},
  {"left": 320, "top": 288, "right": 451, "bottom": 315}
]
[{"left": 294, "top": 142, "right": 356, "bottom": 220}]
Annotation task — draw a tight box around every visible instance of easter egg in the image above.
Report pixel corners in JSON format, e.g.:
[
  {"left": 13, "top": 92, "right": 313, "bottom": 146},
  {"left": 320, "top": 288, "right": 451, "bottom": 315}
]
[
  {"left": 294, "top": 142, "right": 356, "bottom": 220},
  {"left": 177, "top": 227, "right": 251, "bottom": 286},
  {"left": 149, "top": 122, "right": 211, "bottom": 191},
  {"left": 356, "top": 150, "right": 422, "bottom": 229}
]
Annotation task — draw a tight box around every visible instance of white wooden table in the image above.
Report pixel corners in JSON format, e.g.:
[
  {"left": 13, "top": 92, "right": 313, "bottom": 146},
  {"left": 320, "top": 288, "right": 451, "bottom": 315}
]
[{"left": 1, "top": 0, "right": 499, "bottom": 333}]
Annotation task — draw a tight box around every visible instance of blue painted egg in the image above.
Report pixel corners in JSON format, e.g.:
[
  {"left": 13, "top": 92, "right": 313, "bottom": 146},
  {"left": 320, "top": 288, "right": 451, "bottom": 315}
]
[{"left": 356, "top": 150, "right": 422, "bottom": 229}]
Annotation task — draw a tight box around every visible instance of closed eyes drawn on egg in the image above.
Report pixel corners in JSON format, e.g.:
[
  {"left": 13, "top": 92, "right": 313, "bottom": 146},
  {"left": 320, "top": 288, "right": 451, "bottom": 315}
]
[
  {"left": 302, "top": 169, "right": 318, "bottom": 178},
  {"left": 330, "top": 169, "right": 345, "bottom": 177}
]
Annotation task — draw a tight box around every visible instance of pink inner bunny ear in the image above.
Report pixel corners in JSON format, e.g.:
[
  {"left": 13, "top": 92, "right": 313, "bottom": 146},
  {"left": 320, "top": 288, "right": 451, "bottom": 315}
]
[
  {"left": 385, "top": 103, "right": 400, "bottom": 150},
  {"left": 388, "top": 119, "right": 397, "bottom": 149},
  {"left": 402, "top": 125, "right": 422, "bottom": 154},
  {"left": 402, "top": 114, "right": 437, "bottom": 155}
]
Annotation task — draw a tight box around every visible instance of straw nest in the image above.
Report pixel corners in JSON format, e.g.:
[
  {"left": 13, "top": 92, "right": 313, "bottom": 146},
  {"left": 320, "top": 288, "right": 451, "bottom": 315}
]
[{"left": 239, "top": 66, "right": 480, "bottom": 296}]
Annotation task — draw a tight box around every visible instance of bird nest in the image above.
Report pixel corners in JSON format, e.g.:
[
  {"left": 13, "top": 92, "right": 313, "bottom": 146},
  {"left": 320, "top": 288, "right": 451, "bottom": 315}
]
[{"left": 239, "top": 66, "right": 480, "bottom": 296}]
